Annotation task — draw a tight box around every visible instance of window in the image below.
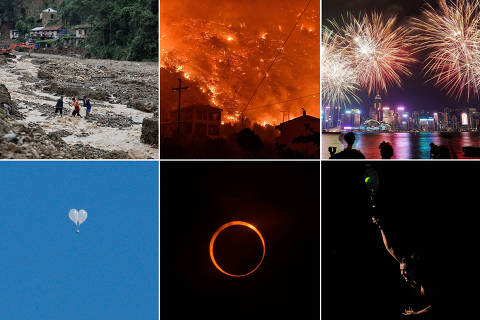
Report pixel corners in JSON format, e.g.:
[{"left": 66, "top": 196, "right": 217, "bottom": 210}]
[
  {"left": 196, "top": 110, "right": 206, "bottom": 120},
  {"left": 208, "top": 112, "right": 220, "bottom": 121}
]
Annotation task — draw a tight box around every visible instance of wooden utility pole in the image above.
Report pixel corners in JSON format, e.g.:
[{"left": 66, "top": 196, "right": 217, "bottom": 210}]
[{"left": 172, "top": 78, "right": 189, "bottom": 139}]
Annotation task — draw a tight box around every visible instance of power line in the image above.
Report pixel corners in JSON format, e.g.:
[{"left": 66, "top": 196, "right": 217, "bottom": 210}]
[{"left": 241, "top": 0, "right": 313, "bottom": 114}]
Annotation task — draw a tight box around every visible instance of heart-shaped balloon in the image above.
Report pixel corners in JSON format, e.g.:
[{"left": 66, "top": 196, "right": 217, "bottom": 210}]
[{"left": 69, "top": 209, "right": 88, "bottom": 232}]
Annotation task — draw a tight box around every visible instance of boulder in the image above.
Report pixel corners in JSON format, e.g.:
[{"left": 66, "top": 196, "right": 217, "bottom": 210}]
[
  {"left": 141, "top": 117, "right": 158, "bottom": 146},
  {"left": 0, "top": 84, "right": 14, "bottom": 107}
]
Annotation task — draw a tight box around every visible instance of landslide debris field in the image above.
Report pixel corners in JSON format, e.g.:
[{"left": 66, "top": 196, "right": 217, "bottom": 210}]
[{"left": 0, "top": 52, "right": 159, "bottom": 159}]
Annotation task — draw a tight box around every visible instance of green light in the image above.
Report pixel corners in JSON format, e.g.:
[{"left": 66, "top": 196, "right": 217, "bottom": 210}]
[{"left": 365, "top": 177, "right": 371, "bottom": 184}]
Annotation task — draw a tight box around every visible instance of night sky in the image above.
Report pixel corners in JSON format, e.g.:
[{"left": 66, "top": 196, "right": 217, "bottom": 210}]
[
  {"left": 161, "top": 162, "right": 319, "bottom": 320},
  {"left": 323, "top": 161, "right": 480, "bottom": 319},
  {"left": 322, "top": 0, "right": 480, "bottom": 112}
]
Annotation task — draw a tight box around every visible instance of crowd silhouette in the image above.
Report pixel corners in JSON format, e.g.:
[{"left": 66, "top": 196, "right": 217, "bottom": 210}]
[{"left": 328, "top": 132, "right": 453, "bottom": 159}]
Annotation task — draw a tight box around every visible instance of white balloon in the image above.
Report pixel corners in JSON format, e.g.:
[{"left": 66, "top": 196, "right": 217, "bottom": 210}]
[
  {"left": 69, "top": 208, "right": 87, "bottom": 233},
  {"left": 78, "top": 209, "right": 87, "bottom": 225},
  {"left": 69, "top": 209, "right": 79, "bottom": 224}
]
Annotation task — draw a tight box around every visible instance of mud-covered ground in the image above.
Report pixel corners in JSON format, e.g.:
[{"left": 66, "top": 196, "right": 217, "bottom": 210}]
[{"left": 0, "top": 52, "right": 158, "bottom": 159}]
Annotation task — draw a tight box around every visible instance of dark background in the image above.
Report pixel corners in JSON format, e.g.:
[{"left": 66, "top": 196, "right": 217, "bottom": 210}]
[
  {"left": 161, "top": 162, "right": 320, "bottom": 319},
  {"left": 322, "top": 161, "right": 480, "bottom": 319},
  {"left": 322, "top": 0, "right": 480, "bottom": 110}
]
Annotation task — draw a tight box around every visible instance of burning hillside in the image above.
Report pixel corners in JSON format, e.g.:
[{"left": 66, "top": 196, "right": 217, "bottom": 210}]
[{"left": 160, "top": 0, "right": 320, "bottom": 125}]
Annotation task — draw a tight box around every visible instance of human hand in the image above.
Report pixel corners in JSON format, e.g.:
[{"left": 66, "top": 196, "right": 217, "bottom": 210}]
[
  {"left": 371, "top": 216, "right": 381, "bottom": 227},
  {"left": 402, "top": 307, "right": 416, "bottom": 316},
  {"left": 328, "top": 146, "right": 336, "bottom": 156}
]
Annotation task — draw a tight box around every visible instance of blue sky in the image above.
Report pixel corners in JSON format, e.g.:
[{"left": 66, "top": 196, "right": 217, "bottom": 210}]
[{"left": 0, "top": 161, "right": 158, "bottom": 320}]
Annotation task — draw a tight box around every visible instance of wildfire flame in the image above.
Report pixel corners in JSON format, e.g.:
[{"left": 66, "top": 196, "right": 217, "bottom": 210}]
[{"left": 160, "top": 0, "right": 320, "bottom": 124}]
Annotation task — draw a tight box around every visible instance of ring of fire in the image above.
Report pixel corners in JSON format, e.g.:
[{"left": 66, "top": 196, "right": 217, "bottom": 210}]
[{"left": 209, "top": 221, "right": 265, "bottom": 277}]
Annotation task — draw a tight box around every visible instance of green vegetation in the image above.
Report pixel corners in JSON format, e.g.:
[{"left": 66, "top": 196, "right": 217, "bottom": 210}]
[
  {"left": 1, "top": 0, "right": 158, "bottom": 61},
  {"left": 59, "top": 0, "right": 158, "bottom": 61}
]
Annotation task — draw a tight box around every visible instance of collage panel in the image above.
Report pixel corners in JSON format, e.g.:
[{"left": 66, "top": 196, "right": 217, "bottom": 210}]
[
  {"left": 322, "top": 161, "right": 480, "bottom": 319},
  {"left": 160, "top": 0, "right": 320, "bottom": 159},
  {"left": 322, "top": 0, "right": 480, "bottom": 159},
  {"left": 0, "top": 1, "right": 158, "bottom": 159},
  {"left": 161, "top": 162, "right": 320, "bottom": 319},
  {"left": 0, "top": 161, "right": 159, "bottom": 319}
]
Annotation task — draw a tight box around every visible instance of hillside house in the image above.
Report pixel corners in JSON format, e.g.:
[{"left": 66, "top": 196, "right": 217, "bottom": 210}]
[
  {"left": 9, "top": 30, "right": 19, "bottom": 39},
  {"left": 40, "top": 8, "right": 58, "bottom": 26},
  {"left": 162, "top": 104, "right": 223, "bottom": 138},
  {"left": 29, "top": 26, "right": 65, "bottom": 40},
  {"left": 275, "top": 109, "right": 320, "bottom": 155}
]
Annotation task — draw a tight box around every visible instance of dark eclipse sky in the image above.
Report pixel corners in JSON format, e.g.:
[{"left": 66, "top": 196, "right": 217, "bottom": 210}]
[
  {"left": 323, "top": 161, "right": 480, "bottom": 319},
  {"left": 161, "top": 162, "right": 319, "bottom": 320},
  {"left": 322, "top": 0, "right": 480, "bottom": 112}
]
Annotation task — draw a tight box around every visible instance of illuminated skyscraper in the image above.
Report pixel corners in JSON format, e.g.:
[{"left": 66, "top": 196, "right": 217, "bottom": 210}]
[
  {"left": 352, "top": 108, "right": 361, "bottom": 127},
  {"left": 382, "top": 107, "right": 390, "bottom": 124},
  {"left": 374, "top": 94, "right": 382, "bottom": 121}
]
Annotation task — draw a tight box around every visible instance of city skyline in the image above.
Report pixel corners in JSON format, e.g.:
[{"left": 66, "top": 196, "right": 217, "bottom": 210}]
[
  {"left": 322, "top": 0, "right": 480, "bottom": 110},
  {"left": 323, "top": 93, "right": 480, "bottom": 132}
]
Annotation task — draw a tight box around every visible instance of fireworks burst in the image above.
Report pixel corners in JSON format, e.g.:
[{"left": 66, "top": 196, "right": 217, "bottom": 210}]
[
  {"left": 321, "top": 26, "right": 360, "bottom": 106},
  {"left": 334, "top": 12, "right": 416, "bottom": 95},
  {"left": 410, "top": 0, "right": 480, "bottom": 101}
]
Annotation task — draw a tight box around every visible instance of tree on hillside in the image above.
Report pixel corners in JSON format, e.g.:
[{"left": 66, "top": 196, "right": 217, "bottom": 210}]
[
  {"left": 0, "top": 0, "right": 24, "bottom": 28},
  {"left": 58, "top": 0, "right": 158, "bottom": 61}
]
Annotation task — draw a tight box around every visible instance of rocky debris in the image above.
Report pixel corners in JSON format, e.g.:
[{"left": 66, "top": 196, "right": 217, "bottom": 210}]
[
  {"left": 141, "top": 116, "right": 159, "bottom": 146},
  {"left": 90, "top": 112, "right": 137, "bottom": 129},
  {"left": 48, "top": 129, "right": 72, "bottom": 138},
  {"left": 2, "top": 130, "right": 18, "bottom": 143},
  {"left": 0, "top": 121, "right": 132, "bottom": 159},
  {"left": 16, "top": 96, "right": 137, "bottom": 130},
  {"left": 0, "top": 54, "right": 157, "bottom": 158},
  {"left": 127, "top": 100, "right": 156, "bottom": 113},
  {"left": 0, "top": 55, "right": 7, "bottom": 65},
  {"left": 43, "top": 82, "right": 110, "bottom": 101},
  {"left": 0, "top": 84, "right": 132, "bottom": 159},
  {"left": 32, "top": 55, "right": 158, "bottom": 114},
  {"left": 0, "top": 84, "right": 15, "bottom": 107}
]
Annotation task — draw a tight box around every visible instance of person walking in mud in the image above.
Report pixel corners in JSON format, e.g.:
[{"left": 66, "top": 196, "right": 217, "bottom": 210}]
[
  {"left": 54, "top": 96, "right": 63, "bottom": 117},
  {"left": 71, "top": 97, "right": 81, "bottom": 117},
  {"left": 82, "top": 96, "right": 92, "bottom": 119},
  {"left": 371, "top": 216, "right": 432, "bottom": 318}
]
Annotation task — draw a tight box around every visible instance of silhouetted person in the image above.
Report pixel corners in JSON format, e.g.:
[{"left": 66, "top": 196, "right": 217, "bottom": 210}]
[
  {"left": 330, "top": 132, "right": 365, "bottom": 159},
  {"left": 379, "top": 141, "right": 394, "bottom": 159},
  {"left": 372, "top": 216, "right": 432, "bottom": 318},
  {"left": 81, "top": 96, "right": 92, "bottom": 118},
  {"left": 54, "top": 96, "right": 63, "bottom": 116}
]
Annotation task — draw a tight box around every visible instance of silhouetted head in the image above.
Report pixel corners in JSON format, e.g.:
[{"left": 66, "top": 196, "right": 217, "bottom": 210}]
[
  {"left": 344, "top": 132, "right": 356, "bottom": 146},
  {"left": 400, "top": 257, "right": 417, "bottom": 283},
  {"left": 60, "top": 96, "right": 63, "bottom": 100},
  {"left": 379, "top": 141, "right": 394, "bottom": 159}
]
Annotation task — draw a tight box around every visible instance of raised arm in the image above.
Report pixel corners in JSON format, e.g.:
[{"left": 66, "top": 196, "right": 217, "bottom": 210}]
[
  {"left": 403, "top": 285, "right": 431, "bottom": 316},
  {"left": 372, "top": 216, "right": 400, "bottom": 263}
]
